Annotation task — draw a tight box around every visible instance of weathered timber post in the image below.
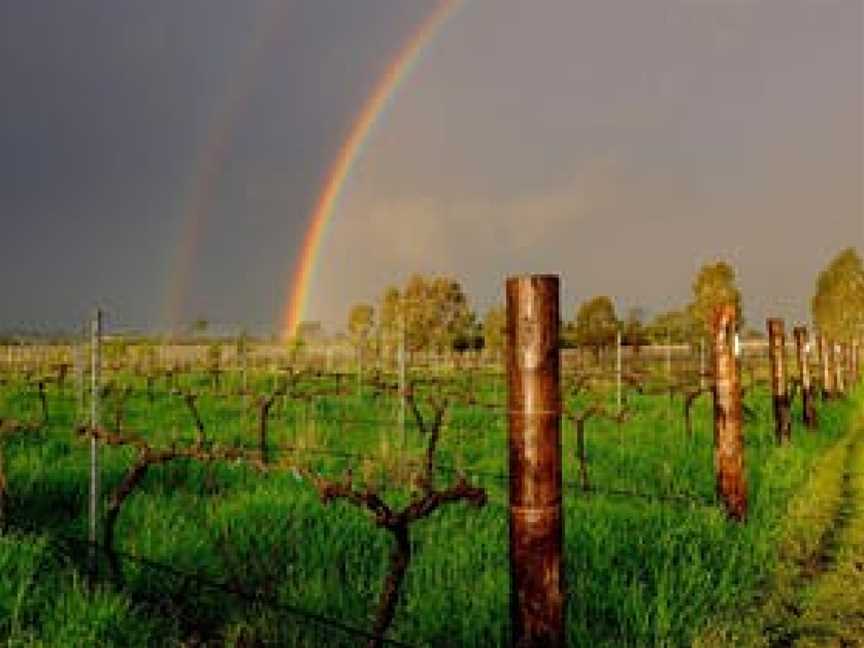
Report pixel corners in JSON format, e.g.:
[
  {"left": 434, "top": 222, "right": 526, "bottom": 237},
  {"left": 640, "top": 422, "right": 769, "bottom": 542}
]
[
  {"left": 258, "top": 396, "right": 275, "bottom": 465},
  {"left": 793, "top": 326, "right": 817, "bottom": 429},
  {"left": 767, "top": 318, "right": 791, "bottom": 444},
  {"left": 506, "top": 275, "right": 564, "bottom": 647},
  {"left": 819, "top": 334, "right": 834, "bottom": 399},
  {"left": 834, "top": 343, "right": 845, "bottom": 396},
  {"left": 713, "top": 304, "right": 747, "bottom": 521}
]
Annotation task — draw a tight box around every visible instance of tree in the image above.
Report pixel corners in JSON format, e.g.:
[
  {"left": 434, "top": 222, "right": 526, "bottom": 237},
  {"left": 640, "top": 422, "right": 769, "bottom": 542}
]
[
  {"left": 689, "top": 261, "right": 742, "bottom": 335},
  {"left": 482, "top": 306, "right": 506, "bottom": 356},
  {"left": 812, "top": 247, "right": 864, "bottom": 342},
  {"left": 622, "top": 307, "right": 648, "bottom": 355},
  {"left": 573, "top": 296, "right": 619, "bottom": 358},
  {"left": 646, "top": 309, "right": 697, "bottom": 344},
  {"left": 347, "top": 303, "right": 375, "bottom": 355},
  {"left": 377, "top": 275, "right": 474, "bottom": 354}
]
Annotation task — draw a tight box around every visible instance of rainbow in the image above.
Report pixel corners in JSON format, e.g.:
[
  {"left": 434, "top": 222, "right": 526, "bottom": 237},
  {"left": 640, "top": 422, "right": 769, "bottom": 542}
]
[
  {"left": 279, "top": 0, "right": 464, "bottom": 339},
  {"left": 162, "top": 2, "right": 288, "bottom": 333}
]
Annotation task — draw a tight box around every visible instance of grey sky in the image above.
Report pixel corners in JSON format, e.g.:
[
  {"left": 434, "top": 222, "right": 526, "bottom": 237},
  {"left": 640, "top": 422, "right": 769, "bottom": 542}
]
[{"left": 1, "top": 0, "right": 861, "bottom": 335}]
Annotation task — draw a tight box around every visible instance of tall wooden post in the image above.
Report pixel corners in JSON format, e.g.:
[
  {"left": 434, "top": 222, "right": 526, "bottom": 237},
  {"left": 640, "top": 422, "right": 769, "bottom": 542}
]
[
  {"left": 793, "top": 326, "right": 816, "bottom": 429},
  {"left": 713, "top": 304, "right": 747, "bottom": 521},
  {"left": 819, "top": 334, "right": 834, "bottom": 399},
  {"left": 767, "top": 318, "right": 791, "bottom": 444},
  {"left": 506, "top": 275, "right": 564, "bottom": 647},
  {"left": 834, "top": 343, "right": 845, "bottom": 396}
]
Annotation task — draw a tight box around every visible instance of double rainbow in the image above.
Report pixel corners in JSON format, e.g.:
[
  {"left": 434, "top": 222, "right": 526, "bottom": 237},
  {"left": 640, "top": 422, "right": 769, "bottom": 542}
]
[
  {"left": 163, "top": 1, "right": 291, "bottom": 333},
  {"left": 279, "top": 0, "right": 463, "bottom": 339}
]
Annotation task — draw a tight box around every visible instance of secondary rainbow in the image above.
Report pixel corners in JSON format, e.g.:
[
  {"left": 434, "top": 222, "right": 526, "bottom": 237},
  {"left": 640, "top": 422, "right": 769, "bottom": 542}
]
[
  {"left": 162, "top": 2, "right": 287, "bottom": 333},
  {"left": 280, "top": 0, "right": 463, "bottom": 339}
]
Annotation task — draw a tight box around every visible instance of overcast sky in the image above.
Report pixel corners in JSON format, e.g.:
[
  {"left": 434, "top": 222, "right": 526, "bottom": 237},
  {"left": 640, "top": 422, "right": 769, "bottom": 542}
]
[{"left": 1, "top": 0, "right": 861, "bottom": 335}]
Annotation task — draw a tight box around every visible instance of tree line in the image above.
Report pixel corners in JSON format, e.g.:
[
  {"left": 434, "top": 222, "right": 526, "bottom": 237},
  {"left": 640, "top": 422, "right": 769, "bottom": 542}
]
[{"left": 338, "top": 247, "right": 864, "bottom": 357}]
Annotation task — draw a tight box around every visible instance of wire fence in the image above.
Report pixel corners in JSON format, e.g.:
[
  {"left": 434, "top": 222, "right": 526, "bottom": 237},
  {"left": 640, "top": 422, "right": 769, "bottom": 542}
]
[{"left": 0, "top": 343, "right": 856, "bottom": 646}]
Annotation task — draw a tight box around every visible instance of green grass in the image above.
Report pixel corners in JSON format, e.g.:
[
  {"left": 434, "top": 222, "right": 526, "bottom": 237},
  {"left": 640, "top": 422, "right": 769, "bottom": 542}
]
[{"left": 0, "top": 370, "right": 859, "bottom": 646}]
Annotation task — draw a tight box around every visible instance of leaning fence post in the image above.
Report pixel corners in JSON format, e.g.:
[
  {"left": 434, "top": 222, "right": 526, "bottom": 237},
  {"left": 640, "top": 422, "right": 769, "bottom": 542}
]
[
  {"left": 767, "top": 318, "right": 791, "bottom": 444},
  {"left": 506, "top": 275, "right": 564, "bottom": 647},
  {"left": 712, "top": 304, "right": 747, "bottom": 521},
  {"left": 89, "top": 308, "right": 102, "bottom": 578},
  {"left": 793, "top": 326, "right": 816, "bottom": 429}
]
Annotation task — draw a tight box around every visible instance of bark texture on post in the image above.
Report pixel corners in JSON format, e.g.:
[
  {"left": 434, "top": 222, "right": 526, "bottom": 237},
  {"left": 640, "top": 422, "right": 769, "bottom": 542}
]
[
  {"left": 793, "top": 327, "right": 817, "bottom": 429},
  {"left": 506, "top": 275, "right": 564, "bottom": 648},
  {"left": 713, "top": 304, "right": 747, "bottom": 522},
  {"left": 767, "top": 318, "right": 791, "bottom": 444},
  {"left": 834, "top": 343, "right": 845, "bottom": 396},
  {"left": 819, "top": 335, "right": 834, "bottom": 399}
]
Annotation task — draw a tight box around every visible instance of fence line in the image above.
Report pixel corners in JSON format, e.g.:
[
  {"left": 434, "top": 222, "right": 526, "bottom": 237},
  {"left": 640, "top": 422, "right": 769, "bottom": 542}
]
[{"left": 4, "top": 518, "right": 419, "bottom": 648}]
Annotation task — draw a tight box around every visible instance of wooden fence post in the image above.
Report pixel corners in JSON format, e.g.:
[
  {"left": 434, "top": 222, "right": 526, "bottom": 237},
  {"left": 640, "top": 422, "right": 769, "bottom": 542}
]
[
  {"left": 506, "top": 275, "right": 564, "bottom": 647},
  {"left": 767, "top": 318, "right": 791, "bottom": 444},
  {"left": 713, "top": 304, "right": 747, "bottom": 521},
  {"left": 834, "top": 343, "right": 845, "bottom": 396},
  {"left": 819, "top": 334, "right": 834, "bottom": 399},
  {"left": 793, "top": 326, "right": 817, "bottom": 429}
]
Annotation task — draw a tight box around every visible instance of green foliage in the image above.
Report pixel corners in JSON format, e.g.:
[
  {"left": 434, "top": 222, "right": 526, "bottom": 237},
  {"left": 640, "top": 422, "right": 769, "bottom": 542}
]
[
  {"left": 622, "top": 307, "right": 648, "bottom": 350},
  {"left": 646, "top": 309, "right": 698, "bottom": 344},
  {"left": 482, "top": 306, "right": 506, "bottom": 355},
  {"left": 377, "top": 274, "right": 475, "bottom": 353},
  {"left": 347, "top": 303, "right": 375, "bottom": 352},
  {"left": 0, "top": 533, "right": 165, "bottom": 646},
  {"left": 689, "top": 261, "right": 742, "bottom": 335},
  {"left": 0, "top": 366, "right": 859, "bottom": 646},
  {"left": 812, "top": 247, "right": 864, "bottom": 342},
  {"left": 573, "top": 296, "right": 619, "bottom": 352}
]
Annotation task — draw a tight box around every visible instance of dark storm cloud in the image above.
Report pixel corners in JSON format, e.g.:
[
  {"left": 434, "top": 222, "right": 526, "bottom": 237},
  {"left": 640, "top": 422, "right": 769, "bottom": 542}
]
[
  {"left": 0, "top": 0, "right": 438, "bottom": 332},
  {"left": 1, "top": 0, "right": 861, "bottom": 335},
  {"left": 313, "top": 0, "right": 863, "bottom": 332}
]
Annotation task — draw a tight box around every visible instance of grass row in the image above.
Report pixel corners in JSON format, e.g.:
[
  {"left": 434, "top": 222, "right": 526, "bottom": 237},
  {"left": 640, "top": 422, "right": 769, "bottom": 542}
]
[{"left": 0, "top": 372, "right": 859, "bottom": 646}]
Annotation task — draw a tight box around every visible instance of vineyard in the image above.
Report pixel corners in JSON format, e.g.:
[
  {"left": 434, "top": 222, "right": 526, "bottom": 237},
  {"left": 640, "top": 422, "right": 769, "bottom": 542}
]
[{"left": 0, "top": 299, "right": 862, "bottom": 646}]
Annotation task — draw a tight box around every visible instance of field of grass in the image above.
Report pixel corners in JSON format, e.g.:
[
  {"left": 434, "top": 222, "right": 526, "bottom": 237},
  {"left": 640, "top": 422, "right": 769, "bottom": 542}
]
[{"left": 0, "top": 363, "right": 859, "bottom": 646}]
